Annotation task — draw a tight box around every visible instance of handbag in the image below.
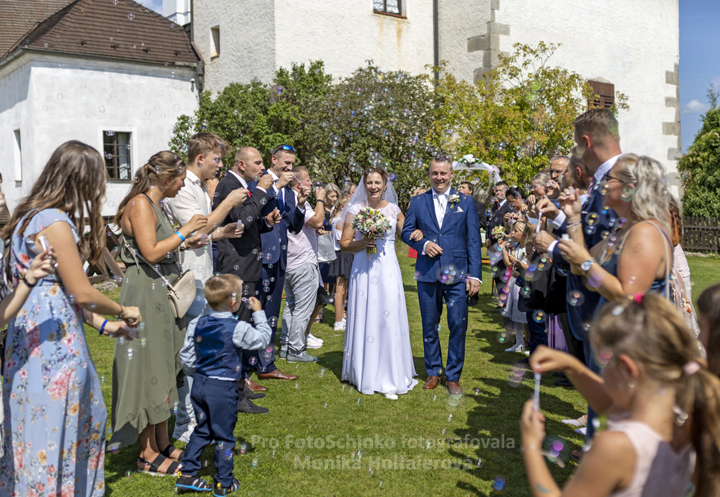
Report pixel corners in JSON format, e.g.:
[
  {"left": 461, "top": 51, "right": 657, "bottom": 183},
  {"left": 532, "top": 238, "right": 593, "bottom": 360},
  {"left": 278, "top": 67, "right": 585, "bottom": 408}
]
[
  {"left": 317, "top": 233, "right": 337, "bottom": 263},
  {"left": 123, "top": 239, "right": 196, "bottom": 319}
]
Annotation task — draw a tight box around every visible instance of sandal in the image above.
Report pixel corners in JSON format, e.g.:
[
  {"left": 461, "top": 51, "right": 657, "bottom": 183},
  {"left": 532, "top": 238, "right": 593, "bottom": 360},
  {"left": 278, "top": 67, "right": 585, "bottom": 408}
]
[
  {"left": 175, "top": 474, "right": 212, "bottom": 493},
  {"left": 213, "top": 477, "right": 240, "bottom": 496},
  {"left": 161, "top": 444, "right": 185, "bottom": 462},
  {"left": 137, "top": 454, "right": 181, "bottom": 476}
]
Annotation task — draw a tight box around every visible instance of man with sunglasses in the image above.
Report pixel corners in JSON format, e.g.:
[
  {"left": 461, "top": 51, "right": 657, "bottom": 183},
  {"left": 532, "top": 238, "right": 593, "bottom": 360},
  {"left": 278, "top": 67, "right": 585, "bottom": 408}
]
[{"left": 249, "top": 144, "right": 308, "bottom": 386}]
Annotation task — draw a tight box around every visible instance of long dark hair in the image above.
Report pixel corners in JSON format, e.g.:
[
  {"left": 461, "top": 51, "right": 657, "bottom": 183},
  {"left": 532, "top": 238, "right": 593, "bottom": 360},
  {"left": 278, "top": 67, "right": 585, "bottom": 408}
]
[
  {"left": 1, "top": 140, "right": 107, "bottom": 264},
  {"left": 115, "top": 151, "right": 186, "bottom": 224}
]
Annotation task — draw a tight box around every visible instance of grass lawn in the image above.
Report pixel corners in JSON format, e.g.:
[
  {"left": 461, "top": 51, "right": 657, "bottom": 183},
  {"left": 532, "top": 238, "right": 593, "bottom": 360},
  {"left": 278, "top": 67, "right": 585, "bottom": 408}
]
[{"left": 87, "top": 249, "right": 719, "bottom": 496}]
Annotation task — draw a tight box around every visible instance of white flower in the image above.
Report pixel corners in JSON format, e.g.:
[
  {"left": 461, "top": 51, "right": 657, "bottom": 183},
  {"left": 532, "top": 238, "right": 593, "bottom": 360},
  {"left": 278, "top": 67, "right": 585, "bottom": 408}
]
[{"left": 449, "top": 194, "right": 460, "bottom": 207}]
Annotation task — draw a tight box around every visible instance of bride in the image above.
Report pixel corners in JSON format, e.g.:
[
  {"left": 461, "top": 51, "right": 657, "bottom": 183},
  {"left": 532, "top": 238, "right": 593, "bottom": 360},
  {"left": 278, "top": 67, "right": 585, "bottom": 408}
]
[{"left": 339, "top": 166, "right": 418, "bottom": 400}]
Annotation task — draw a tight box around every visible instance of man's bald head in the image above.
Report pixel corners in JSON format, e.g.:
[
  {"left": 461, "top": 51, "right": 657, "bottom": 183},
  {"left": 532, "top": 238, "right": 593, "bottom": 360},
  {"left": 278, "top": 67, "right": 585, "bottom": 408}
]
[{"left": 234, "top": 146, "right": 264, "bottom": 182}]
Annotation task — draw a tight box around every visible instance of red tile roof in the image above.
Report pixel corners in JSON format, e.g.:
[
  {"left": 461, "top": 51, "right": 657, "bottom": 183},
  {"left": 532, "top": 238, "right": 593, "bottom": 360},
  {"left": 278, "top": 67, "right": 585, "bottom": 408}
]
[{"left": 0, "top": 0, "right": 200, "bottom": 67}]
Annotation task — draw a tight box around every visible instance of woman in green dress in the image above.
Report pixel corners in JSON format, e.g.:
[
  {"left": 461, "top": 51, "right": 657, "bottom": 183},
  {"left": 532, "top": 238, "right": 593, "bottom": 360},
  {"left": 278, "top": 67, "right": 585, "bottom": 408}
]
[{"left": 111, "top": 151, "right": 208, "bottom": 476}]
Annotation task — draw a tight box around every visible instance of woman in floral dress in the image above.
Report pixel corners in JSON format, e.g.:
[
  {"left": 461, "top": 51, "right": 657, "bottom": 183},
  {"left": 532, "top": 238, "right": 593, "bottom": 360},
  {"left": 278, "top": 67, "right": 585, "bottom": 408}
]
[{"left": 0, "top": 141, "right": 140, "bottom": 497}]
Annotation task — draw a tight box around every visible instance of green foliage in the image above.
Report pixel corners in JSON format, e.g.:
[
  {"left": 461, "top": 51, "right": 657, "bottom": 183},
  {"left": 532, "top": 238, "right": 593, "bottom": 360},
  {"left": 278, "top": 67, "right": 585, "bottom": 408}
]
[
  {"left": 170, "top": 61, "right": 435, "bottom": 207},
  {"left": 427, "top": 42, "right": 629, "bottom": 189},
  {"left": 678, "top": 85, "right": 720, "bottom": 218}
]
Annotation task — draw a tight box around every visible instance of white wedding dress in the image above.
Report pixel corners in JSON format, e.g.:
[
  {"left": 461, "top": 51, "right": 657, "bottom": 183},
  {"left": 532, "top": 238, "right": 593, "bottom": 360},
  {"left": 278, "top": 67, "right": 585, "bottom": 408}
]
[{"left": 341, "top": 202, "right": 418, "bottom": 396}]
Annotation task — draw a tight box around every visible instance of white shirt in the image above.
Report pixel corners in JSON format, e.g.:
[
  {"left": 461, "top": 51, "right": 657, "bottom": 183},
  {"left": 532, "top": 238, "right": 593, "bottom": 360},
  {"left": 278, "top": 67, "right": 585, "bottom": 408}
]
[
  {"left": 164, "top": 170, "right": 213, "bottom": 285},
  {"left": 331, "top": 215, "right": 343, "bottom": 252},
  {"left": 286, "top": 201, "right": 319, "bottom": 273},
  {"left": 433, "top": 189, "right": 450, "bottom": 228}
]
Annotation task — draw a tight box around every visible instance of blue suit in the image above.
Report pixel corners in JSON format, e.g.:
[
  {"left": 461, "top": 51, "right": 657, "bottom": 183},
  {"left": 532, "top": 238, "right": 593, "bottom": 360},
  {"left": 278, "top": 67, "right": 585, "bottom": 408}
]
[
  {"left": 401, "top": 189, "right": 482, "bottom": 382},
  {"left": 550, "top": 183, "right": 617, "bottom": 442},
  {"left": 247, "top": 181, "right": 305, "bottom": 373}
]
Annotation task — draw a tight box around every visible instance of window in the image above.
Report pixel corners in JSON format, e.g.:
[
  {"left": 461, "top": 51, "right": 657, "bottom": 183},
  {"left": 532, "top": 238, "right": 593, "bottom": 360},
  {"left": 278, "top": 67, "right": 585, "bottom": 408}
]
[
  {"left": 103, "top": 131, "right": 132, "bottom": 181},
  {"left": 13, "top": 129, "right": 22, "bottom": 181},
  {"left": 210, "top": 24, "right": 220, "bottom": 58},
  {"left": 588, "top": 80, "right": 615, "bottom": 109},
  {"left": 374, "top": 0, "right": 402, "bottom": 16}
]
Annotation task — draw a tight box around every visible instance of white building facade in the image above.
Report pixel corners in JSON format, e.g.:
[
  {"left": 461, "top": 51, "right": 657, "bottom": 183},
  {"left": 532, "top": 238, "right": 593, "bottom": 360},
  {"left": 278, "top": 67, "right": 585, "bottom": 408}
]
[
  {"left": 0, "top": 0, "right": 202, "bottom": 216},
  {"left": 0, "top": 53, "right": 198, "bottom": 216},
  {"left": 186, "top": 0, "right": 681, "bottom": 183}
]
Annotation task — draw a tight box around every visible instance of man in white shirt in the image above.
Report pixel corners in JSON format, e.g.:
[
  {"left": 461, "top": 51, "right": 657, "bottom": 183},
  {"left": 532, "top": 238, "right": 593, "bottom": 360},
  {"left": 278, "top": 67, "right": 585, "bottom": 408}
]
[
  {"left": 164, "top": 132, "right": 248, "bottom": 441},
  {"left": 279, "top": 167, "right": 327, "bottom": 362}
]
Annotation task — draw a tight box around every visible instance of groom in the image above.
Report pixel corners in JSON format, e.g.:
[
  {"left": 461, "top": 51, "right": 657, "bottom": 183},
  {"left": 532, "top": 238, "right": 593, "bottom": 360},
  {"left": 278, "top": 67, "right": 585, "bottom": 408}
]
[{"left": 401, "top": 157, "right": 483, "bottom": 396}]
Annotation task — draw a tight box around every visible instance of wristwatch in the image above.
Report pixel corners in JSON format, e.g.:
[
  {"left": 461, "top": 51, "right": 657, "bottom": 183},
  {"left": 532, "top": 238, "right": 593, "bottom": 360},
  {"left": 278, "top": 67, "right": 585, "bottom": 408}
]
[{"left": 580, "top": 259, "right": 595, "bottom": 275}]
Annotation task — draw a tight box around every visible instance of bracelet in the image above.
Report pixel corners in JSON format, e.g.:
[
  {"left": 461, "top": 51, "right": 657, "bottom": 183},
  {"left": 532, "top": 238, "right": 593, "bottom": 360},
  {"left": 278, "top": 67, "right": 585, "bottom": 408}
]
[
  {"left": 521, "top": 445, "right": 540, "bottom": 453},
  {"left": 567, "top": 221, "right": 581, "bottom": 230},
  {"left": 175, "top": 231, "right": 186, "bottom": 242},
  {"left": 117, "top": 305, "right": 124, "bottom": 320},
  {"left": 21, "top": 275, "right": 37, "bottom": 287},
  {"left": 316, "top": 199, "right": 325, "bottom": 204},
  {"left": 99, "top": 319, "right": 108, "bottom": 336}
]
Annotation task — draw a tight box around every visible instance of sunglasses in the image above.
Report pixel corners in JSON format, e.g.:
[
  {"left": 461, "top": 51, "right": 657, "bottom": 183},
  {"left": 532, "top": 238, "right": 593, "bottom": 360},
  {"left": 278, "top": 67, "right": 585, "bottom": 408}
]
[
  {"left": 602, "top": 173, "right": 623, "bottom": 183},
  {"left": 272, "top": 145, "right": 295, "bottom": 154}
]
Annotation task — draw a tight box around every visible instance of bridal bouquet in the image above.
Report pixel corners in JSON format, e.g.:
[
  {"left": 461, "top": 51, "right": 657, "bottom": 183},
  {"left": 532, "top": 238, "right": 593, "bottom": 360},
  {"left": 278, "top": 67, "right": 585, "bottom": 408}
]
[
  {"left": 352, "top": 207, "right": 392, "bottom": 257},
  {"left": 492, "top": 226, "right": 507, "bottom": 240}
]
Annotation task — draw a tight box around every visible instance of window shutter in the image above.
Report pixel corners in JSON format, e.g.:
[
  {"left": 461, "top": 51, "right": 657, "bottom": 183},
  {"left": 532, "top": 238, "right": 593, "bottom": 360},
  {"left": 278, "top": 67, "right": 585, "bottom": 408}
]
[{"left": 588, "top": 80, "right": 615, "bottom": 109}]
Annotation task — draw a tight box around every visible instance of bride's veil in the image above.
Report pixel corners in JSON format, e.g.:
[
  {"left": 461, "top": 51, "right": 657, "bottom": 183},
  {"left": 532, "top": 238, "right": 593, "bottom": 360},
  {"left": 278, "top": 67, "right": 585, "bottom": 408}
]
[{"left": 339, "top": 171, "right": 399, "bottom": 226}]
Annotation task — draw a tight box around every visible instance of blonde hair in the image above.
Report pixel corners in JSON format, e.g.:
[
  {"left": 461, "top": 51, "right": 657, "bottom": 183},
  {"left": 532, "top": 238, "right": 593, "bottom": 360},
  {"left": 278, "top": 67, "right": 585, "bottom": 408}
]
[
  {"left": 512, "top": 219, "right": 533, "bottom": 248},
  {"left": 593, "top": 295, "right": 720, "bottom": 497},
  {"left": 324, "top": 183, "right": 341, "bottom": 209},
  {"left": 612, "top": 154, "right": 671, "bottom": 231},
  {"left": 205, "top": 274, "right": 243, "bottom": 309}
]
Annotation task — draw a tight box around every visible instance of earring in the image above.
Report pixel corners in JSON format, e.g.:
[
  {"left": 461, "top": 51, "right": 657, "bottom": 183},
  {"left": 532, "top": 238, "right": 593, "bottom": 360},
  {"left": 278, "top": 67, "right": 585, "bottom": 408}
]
[
  {"left": 620, "top": 186, "right": 635, "bottom": 202},
  {"left": 627, "top": 381, "right": 635, "bottom": 390}
]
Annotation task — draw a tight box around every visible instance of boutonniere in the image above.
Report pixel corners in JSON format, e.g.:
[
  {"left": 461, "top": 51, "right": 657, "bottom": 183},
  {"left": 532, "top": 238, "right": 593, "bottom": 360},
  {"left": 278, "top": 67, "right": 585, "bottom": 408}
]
[{"left": 449, "top": 194, "right": 460, "bottom": 208}]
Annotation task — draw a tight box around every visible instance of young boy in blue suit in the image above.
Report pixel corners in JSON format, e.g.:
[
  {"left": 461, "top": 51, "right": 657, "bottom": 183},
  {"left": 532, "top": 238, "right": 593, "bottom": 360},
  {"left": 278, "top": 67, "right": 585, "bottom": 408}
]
[{"left": 175, "top": 274, "right": 271, "bottom": 495}]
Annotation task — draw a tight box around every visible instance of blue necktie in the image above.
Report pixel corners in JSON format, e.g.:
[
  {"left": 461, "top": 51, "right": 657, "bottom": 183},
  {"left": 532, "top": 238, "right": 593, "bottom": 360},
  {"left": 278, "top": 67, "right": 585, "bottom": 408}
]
[{"left": 277, "top": 186, "right": 284, "bottom": 212}]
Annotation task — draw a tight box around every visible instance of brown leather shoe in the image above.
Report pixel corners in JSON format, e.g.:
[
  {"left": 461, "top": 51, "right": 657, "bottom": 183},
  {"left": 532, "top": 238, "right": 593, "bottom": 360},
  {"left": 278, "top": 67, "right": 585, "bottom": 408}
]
[
  {"left": 571, "top": 449, "right": 584, "bottom": 462},
  {"left": 423, "top": 376, "right": 440, "bottom": 390},
  {"left": 447, "top": 381, "right": 463, "bottom": 396},
  {"left": 257, "top": 369, "right": 299, "bottom": 381},
  {"left": 244, "top": 378, "right": 268, "bottom": 392}
]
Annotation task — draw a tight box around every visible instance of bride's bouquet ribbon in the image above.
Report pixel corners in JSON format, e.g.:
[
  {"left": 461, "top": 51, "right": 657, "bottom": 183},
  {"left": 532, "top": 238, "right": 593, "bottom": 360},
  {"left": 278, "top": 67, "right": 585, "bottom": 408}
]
[{"left": 352, "top": 207, "right": 392, "bottom": 257}]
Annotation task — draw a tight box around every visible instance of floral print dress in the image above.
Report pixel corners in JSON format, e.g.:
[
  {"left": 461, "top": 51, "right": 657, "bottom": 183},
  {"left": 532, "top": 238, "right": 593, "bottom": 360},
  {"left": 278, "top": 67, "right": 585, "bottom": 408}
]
[{"left": 1, "top": 209, "right": 106, "bottom": 496}]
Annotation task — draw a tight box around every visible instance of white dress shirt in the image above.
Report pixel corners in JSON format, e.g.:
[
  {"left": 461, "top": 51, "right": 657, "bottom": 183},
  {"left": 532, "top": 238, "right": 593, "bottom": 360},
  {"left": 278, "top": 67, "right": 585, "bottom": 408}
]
[
  {"left": 164, "top": 170, "right": 213, "bottom": 285},
  {"left": 433, "top": 189, "right": 450, "bottom": 229},
  {"left": 286, "top": 201, "right": 319, "bottom": 273}
]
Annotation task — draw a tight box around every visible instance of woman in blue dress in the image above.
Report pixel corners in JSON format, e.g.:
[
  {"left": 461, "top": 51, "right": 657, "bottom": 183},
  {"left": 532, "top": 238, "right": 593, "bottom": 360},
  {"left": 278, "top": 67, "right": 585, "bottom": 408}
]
[
  {"left": 556, "top": 153, "right": 673, "bottom": 303},
  {"left": 0, "top": 141, "right": 140, "bottom": 497}
]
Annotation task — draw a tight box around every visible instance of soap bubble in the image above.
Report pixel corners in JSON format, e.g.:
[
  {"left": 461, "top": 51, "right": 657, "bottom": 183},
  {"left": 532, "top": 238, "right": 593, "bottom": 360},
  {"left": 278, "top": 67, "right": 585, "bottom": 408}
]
[
  {"left": 127, "top": 13, "right": 134, "bottom": 19},
  {"left": 492, "top": 475, "right": 506, "bottom": 491},
  {"left": 508, "top": 362, "right": 526, "bottom": 388},
  {"left": 567, "top": 290, "right": 585, "bottom": 307},
  {"left": 586, "top": 212, "right": 599, "bottom": 226},
  {"left": 532, "top": 310, "right": 546, "bottom": 323}
]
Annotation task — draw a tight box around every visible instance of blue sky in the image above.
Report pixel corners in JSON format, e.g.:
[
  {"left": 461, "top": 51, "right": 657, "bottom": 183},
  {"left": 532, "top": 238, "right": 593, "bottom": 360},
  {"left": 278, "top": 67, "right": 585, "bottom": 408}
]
[
  {"left": 680, "top": 0, "right": 720, "bottom": 150},
  {"left": 142, "top": 0, "right": 717, "bottom": 151}
]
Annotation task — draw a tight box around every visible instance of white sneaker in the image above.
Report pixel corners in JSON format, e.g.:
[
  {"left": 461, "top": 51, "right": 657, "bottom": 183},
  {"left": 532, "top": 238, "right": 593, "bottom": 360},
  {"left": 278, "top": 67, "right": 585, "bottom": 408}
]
[
  {"left": 515, "top": 344, "right": 527, "bottom": 354},
  {"left": 384, "top": 393, "right": 398, "bottom": 400},
  {"left": 306, "top": 337, "right": 323, "bottom": 349},
  {"left": 307, "top": 333, "right": 323, "bottom": 344},
  {"left": 505, "top": 343, "right": 520, "bottom": 352},
  {"left": 176, "top": 421, "right": 197, "bottom": 443},
  {"left": 334, "top": 321, "right": 346, "bottom": 331}
]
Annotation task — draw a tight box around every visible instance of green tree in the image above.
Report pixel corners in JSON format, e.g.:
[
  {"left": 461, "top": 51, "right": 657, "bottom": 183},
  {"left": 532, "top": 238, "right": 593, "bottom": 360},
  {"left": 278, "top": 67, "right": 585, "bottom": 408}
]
[
  {"left": 678, "top": 85, "right": 720, "bottom": 218},
  {"left": 302, "top": 63, "right": 436, "bottom": 206},
  {"left": 427, "top": 42, "right": 629, "bottom": 189},
  {"left": 170, "top": 61, "right": 436, "bottom": 207}
]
